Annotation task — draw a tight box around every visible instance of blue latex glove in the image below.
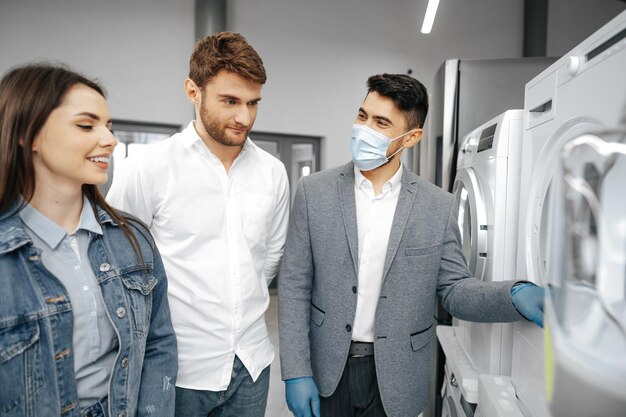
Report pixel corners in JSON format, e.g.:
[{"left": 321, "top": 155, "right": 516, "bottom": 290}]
[
  {"left": 511, "top": 283, "right": 545, "bottom": 327},
  {"left": 285, "top": 377, "right": 321, "bottom": 417}
]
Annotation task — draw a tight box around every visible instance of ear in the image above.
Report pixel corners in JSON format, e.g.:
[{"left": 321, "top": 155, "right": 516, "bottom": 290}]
[
  {"left": 402, "top": 128, "right": 423, "bottom": 149},
  {"left": 29, "top": 136, "right": 40, "bottom": 152},
  {"left": 184, "top": 79, "right": 201, "bottom": 105}
]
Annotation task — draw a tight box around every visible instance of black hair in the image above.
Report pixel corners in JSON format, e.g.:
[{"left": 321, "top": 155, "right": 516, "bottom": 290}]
[{"left": 366, "top": 73, "right": 429, "bottom": 129}]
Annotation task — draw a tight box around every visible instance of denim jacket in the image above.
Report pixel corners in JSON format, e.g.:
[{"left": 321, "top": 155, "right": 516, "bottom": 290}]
[{"left": 0, "top": 204, "right": 177, "bottom": 417}]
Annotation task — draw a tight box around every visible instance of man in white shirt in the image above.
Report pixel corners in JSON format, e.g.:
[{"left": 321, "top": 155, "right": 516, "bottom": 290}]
[
  {"left": 107, "top": 32, "right": 289, "bottom": 417},
  {"left": 278, "top": 73, "right": 545, "bottom": 417}
]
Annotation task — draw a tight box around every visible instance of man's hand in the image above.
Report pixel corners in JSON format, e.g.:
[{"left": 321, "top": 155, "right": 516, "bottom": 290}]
[
  {"left": 511, "top": 283, "right": 545, "bottom": 327},
  {"left": 285, "top": 377, "right": 321, "bottom": 417}
]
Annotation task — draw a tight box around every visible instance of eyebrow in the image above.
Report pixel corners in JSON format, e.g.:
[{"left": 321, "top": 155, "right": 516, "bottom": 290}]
[
  {"left": 359, "top": 107, "right": 393, "bottom": 125},
  {"left": 218, "top": 94, "right": 262, "bottom": 103},
  {"left": 75, "top": 112, "right": 112, "bottom": 125}
]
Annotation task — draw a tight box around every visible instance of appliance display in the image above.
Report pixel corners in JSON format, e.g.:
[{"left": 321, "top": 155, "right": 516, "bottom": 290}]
[
  {"left": 451, "top": 110, "right": 524, "bottom": 378},
  {"left": 514, "top": 9, "right": 626, "bottom": 417},
  {"left": 422, "top": 56, "right": 555, "bottom": 417}
]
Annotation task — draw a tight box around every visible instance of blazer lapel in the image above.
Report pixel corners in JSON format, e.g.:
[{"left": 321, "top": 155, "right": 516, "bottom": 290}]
[
  {"left": 382, "top": 166, "right": 419, "bottom": 281},
  {"left": 338, "top": 163, "right": 359, "bottom": 273}
]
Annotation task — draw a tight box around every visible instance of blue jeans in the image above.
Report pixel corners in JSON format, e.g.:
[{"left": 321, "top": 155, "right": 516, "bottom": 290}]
[
  {"left": 174, "top": 356, "right": 270, "bottom": 417},
  {"left": 80, "top": 397, "right": 109, "bottom": 417}
]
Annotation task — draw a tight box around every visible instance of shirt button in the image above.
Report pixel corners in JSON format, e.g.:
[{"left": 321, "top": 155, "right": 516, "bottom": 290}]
[
  {"left": 121, "top": 357, "right": 129, "bottom": 368},
  {"left": 82, "top": 285, "right": 89, "bottom": 291},
  {"left": 352, "top": 286, "right": 357, "bottom": 294},
  {"left": 116, "top": 307, "right": 126, "bottom": 318},
  {"left": 100, "top": 263, "right": 111, "bottom": 272},
  {"left": 118, "top": 413, "right": 127, "bottom": 417},
  {"left": 346, "top": 324, "right": 352, "bottom": 332},
  {"left": 28, "top": 255, "right": 40, "bottom": 262}
]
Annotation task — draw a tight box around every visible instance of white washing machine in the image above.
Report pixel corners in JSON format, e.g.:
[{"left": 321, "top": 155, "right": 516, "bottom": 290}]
[
  {"left": 544, "top": 128, "right": 626, "bottom": 417},
  {"left": 437, "top": 326, "right": 478, "bottom": 417},
  {"left": 451, "top": 110, "right": 524, "bottom": 377},
  {"left": 514, "top": 9, "right": 626, "bottom": 417}
]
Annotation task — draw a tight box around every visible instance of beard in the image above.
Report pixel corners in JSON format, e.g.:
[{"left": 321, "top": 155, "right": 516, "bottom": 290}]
[{"left": 199, "top": 97, "right": 250, "bottom": 147}]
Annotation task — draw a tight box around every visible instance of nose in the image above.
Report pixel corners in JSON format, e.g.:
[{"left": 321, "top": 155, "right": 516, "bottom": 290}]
[
  {"left": 234, "top": 105, "right": 252, "bottom": 127},
  {"left": 100, "top": 127, "right": 118, "bottom": 149}
]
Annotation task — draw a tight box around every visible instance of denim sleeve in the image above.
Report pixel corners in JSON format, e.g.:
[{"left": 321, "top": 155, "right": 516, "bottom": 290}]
[{"left": 136, "top": 242, "right": 178, "bottom": 417}]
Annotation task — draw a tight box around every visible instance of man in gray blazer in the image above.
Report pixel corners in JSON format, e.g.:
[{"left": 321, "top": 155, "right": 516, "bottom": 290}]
[{"left": 278, "top": 73, "right": 544, "bottom": 417}]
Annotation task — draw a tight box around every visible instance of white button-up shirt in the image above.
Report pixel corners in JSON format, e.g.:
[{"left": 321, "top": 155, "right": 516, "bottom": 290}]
[
  {"left": 106, "top": 121, "right": 290, "bottom": 390},
  {"left": 352, "top": 165, "right": 403, "bottom": 342}
]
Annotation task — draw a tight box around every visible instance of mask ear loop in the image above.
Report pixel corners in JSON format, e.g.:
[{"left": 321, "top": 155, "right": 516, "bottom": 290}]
[
  {"left": 390, "top": 129, "right": 416, "bottom": 142},
  {"left": 386, "top": 145, "right": 405, "bottom": 161},
  {"left": 385, "top": 129, "right": 417, "bottom": 161}
]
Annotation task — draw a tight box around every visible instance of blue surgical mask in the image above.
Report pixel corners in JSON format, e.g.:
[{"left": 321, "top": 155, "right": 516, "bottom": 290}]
[{"left": 350, "top": 124, "right": 412, "bottom": 171}]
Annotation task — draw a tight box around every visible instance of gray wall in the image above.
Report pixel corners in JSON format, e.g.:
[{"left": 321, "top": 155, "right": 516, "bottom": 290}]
[
  {"left": 0, "top": 0, "right": 194, "bottom": 127},
  {"left": 1, "top": 0, "right": 623, "bottom": 170},
  {"left": 228, "top": 0, "right": 526, "bottom": 169},
  {"left": 547, "top": 0, "right": 626, "bottom": 56}
]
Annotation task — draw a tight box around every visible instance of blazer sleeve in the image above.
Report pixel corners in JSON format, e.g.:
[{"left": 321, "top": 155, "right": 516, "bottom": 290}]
[
  {"left": 436, "top": 196, "right": 524, "bottom": 322},
  {"left": 278, "top": 178, "right": 315, "bottom": 380}
]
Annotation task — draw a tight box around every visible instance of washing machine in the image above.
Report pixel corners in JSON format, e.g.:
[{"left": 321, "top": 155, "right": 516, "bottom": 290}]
[
  {"left": 543, "top": 128, "right": 626, "bottom": 417},
  {"left": 451, "top": 110, "right": 524, "bottom": 377},
  {"left": 437, "top": 326, "right": 478, "bottom": 417},
  {"left": 513, "top": 9, "right": 626, "bottom": 417}
]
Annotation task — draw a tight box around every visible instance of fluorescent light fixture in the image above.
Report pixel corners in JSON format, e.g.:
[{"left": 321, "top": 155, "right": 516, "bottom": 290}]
[{"left": 421, "top": 0, "right": 440, "bottom": 34}]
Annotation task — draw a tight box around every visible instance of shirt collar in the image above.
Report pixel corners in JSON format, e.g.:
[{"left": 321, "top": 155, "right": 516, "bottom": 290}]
[
  {"left": 19, "top": 196, "right": 103, "bottom": 249},
  {"left": 77, "top": 197, "right": 104, "bottom": 235},
  {"left": 179, "top": 121, "right": 204, "bottom": 148},
  {"left": 354, "top": 163, "right": 404, "bottom": 193}
]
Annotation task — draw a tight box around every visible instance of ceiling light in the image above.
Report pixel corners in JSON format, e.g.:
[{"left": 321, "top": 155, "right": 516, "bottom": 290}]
[{"left": 421, "top": 0, "right": 441, "bottom": 34}]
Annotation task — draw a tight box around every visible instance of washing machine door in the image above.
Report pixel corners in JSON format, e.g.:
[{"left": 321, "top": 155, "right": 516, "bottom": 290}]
[
  {"left": 453, "top": 168, "right": 488, "bottom": 280},
  {"left": 545, "top": 128, "right": 626, "bottom": 417},
  {"left": 525, "top": 120, "right": 604, "bottom": 286}
]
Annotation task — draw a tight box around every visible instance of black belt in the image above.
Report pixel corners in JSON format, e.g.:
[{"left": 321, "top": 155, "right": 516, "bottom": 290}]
[{"left": 349, "top": 341, "right": 374, "bottom": 357}]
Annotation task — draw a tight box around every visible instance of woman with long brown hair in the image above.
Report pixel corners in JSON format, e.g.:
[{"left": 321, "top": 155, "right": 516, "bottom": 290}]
[{"left": 0, "top": 63, "right": 177, "bottom": 417}]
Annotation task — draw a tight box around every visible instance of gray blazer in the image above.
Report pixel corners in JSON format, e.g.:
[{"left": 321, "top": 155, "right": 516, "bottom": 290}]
[{"left": 278, "top": 163, "right": 523, "bottom": 417}]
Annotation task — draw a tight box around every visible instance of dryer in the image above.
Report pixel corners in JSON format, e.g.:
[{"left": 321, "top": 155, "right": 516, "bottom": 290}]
[
  {"left": 451, "top": 110, "right": 524, "bottom": 377},
  {"left": 514, "top": 9, "right": 626, "bottom": 417}
]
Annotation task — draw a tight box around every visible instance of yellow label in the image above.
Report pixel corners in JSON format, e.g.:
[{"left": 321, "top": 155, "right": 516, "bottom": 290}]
[{"left": 544, "top": 323, "right": 555, "bottom": 402}]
